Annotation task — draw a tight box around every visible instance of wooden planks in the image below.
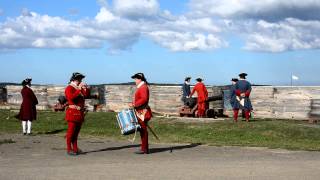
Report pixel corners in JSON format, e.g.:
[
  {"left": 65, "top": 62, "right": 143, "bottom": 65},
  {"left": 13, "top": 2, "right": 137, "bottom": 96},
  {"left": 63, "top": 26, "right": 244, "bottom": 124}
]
[{"left": 1, "top": 84, "right": 320, "bottom": 120}]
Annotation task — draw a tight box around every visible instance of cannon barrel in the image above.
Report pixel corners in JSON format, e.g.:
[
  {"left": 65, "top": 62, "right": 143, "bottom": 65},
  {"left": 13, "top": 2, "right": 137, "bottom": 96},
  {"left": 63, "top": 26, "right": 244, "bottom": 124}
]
[
  {"left": 185, "top": 95, "right": 223, "bottom": 108},
  {"left": 206, "top": 95, "right": 223, "bottom": 102}
]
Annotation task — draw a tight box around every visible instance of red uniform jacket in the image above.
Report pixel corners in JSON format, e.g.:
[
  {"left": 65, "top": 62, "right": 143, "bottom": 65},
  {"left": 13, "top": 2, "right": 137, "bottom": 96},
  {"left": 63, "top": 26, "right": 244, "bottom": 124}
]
[
  {"left": 17, "top": 86, "right": 38, "bottom": 121},
  {"left": 190, "top": 82, "right": 208, "bottom": 103},
  {"left": 65, "top": 84, "right": 90, "bottom": 123},
  {"left": 133, "top": 83, "right": 152, "bottom": 121}
]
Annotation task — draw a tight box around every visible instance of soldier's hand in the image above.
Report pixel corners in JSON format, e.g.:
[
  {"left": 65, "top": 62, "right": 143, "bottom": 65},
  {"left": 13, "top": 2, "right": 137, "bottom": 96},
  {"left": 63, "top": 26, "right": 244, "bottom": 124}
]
[{"left": 79, "top": 82, "right": 87, "bottom": 89}]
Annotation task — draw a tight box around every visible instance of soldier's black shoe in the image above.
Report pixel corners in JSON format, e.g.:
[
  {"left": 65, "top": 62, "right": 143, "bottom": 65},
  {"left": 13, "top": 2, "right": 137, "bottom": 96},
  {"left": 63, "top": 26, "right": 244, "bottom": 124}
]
[
  {"left": 67, "top": 151, "right": 78, "bottom": 156},
  {"left": 134, "top": 150, "right": 149, "bottom": 154},
  {"left": 23, "top": 133, "right": 27, "bottom": 135},
  {"left": 75, "top": 149, "right": 86, "bottom": 155}
]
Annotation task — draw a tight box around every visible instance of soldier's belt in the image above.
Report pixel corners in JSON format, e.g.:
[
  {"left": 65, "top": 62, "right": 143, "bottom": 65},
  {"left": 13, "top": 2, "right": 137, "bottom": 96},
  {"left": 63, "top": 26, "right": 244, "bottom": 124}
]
[{"left": 68, "top": 105, "right": 81, "bottom": 110}]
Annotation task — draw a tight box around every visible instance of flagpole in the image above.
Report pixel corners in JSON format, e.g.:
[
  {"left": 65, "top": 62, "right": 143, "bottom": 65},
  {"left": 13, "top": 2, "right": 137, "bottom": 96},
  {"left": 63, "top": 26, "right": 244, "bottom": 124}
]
[{"left": 291, "top": 73, "right": 292, "bottom": 86}]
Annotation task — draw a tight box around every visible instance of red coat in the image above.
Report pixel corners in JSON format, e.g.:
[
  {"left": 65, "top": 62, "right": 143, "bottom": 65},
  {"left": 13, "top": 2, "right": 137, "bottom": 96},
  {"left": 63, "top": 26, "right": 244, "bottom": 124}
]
[
  {"left": 133, "top": 83, "right": 152, "bottom": 121},
  {"left": 65, "top": 84, "right": 90, "bottom": 123},
  {"left": 18, "top": 86, "right": 38, "bottom": 121},
  {"left": 190, "top": 82, "right": 208, "bottom": 103}
]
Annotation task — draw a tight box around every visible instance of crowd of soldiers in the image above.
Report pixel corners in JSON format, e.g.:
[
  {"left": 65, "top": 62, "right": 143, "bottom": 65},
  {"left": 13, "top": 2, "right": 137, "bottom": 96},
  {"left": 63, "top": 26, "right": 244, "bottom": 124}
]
[{"left": 182, "top": 73, "right": 252, "bottom": 122}]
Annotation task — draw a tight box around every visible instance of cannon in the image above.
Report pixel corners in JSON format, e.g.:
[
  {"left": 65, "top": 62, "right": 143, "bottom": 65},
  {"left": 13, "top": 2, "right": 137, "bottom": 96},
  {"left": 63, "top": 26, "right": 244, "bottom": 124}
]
[{"left": 179, "top": 95, "right": 224, "bottom": 118}]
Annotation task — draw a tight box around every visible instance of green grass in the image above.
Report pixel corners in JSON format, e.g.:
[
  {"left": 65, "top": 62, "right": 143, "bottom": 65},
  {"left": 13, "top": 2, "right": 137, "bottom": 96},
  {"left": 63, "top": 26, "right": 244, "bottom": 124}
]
[{"left": 1, "top": 110, "right": 320, "bottom": 151}]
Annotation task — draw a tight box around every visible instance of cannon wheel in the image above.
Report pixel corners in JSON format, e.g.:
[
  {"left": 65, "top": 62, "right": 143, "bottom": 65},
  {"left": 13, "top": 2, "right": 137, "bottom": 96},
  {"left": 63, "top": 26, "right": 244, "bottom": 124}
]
[{"left": 205, "top": 109, "right": 216, "bottom": 118}]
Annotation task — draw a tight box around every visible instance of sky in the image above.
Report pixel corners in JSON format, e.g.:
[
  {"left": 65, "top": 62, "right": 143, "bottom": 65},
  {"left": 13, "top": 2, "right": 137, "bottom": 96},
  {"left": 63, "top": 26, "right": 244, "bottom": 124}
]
[{"left": 0, "top": 0, "right": 320, "bottom": 86}]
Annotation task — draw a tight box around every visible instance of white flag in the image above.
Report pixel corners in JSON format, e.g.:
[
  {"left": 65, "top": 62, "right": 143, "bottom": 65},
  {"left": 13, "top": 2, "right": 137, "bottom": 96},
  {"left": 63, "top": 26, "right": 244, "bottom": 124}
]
[{"left": 292, "top": 75, "right": 299, "bottom": 80}]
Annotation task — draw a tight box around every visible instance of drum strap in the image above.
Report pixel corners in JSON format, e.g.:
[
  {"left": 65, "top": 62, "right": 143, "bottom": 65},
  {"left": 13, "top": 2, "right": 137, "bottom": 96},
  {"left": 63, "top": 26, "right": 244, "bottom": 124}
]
[
  {"left": 129, "top": 109, "right": 140, "bottom": 143},
  {"left": 128, "top": 125, "right": 139, "bottom": 143}
]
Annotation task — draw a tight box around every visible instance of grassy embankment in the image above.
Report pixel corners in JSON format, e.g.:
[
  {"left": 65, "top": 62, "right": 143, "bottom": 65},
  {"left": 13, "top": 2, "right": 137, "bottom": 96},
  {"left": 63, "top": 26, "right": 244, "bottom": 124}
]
[{"left": 0, "top": 110, "right": 320, "bottom": 151}]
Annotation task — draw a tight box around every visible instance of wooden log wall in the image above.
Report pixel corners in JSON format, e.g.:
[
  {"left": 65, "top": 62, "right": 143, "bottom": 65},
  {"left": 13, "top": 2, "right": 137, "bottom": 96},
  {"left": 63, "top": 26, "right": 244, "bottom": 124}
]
[
  {"left": 103, "top": 85, "right": 224, "bottom": 114},
  {"left": 104, "top": 85, "right": 135, "bottom": 112},
  {"left": 6, "top": 85, "right": 49, "bottom": 110},
  {"left": 1, "top": 84, "right": 320, "bottom": 120},
  {"left": 225, "top": 86, "right": 320, "bottom": 120},
  {"left": 3, "top": 85, "right": 104, "bottom": 111}
]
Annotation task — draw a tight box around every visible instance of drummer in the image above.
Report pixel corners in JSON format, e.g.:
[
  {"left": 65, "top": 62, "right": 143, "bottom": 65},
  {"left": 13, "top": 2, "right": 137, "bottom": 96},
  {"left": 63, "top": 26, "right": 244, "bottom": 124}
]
[{"left": 129, "top": 73, "right": 152, "bottom": 154}]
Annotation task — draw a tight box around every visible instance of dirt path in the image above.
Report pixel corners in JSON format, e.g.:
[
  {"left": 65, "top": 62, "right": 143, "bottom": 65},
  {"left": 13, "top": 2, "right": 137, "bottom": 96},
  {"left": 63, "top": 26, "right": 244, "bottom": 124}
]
[{"left": 1, "top": 133, "right": 320, "bottom": 180}]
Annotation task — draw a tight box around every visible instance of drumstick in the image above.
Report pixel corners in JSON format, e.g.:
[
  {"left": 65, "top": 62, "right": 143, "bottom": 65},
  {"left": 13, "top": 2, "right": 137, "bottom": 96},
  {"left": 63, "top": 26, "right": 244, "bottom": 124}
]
[{"left": 147, "top": 124, "right": 160, "bottom": 142}]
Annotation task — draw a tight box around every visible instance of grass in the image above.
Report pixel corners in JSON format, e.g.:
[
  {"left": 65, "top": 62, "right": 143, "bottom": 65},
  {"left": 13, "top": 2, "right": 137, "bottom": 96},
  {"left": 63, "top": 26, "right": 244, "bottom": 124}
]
[{"left": 1, "top": 110, "right": 320, "bottom": 151}]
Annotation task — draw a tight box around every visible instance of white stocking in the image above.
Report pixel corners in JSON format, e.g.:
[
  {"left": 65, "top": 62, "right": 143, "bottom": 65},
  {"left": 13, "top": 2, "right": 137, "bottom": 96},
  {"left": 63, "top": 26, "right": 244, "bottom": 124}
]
[
  {"left": 27, "top": 120, "right": 32, "bottom": 134},
  {"left": 22, "top": 121, "right": 27, "bottom": 133}
]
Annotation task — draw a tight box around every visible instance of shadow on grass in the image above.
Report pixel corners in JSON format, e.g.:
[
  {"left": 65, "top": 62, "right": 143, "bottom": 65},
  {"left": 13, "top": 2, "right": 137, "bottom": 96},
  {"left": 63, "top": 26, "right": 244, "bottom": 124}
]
[
  {"left": 41, "top": 128, "right": 66, "bottom": 135},
  {"left": 149, "top": 143, "right": 201, "bottom": 154},
  {"left": 84, "top": 144, "right": 140, "bottom": 154}
]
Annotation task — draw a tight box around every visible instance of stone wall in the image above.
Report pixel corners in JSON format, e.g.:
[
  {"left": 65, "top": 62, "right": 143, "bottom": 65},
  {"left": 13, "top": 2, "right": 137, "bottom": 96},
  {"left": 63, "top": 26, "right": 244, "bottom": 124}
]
[{"left": 1, "top": 84, "right": 320, "bottom": 120}]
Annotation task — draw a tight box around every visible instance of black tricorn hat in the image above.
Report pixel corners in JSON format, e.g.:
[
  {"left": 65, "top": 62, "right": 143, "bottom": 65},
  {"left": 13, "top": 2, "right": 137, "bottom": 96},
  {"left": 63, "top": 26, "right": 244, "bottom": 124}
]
[
  {"left": 22, "top": 78, "right": 32, "bottom": 86},
  {"left": 185, "top": 77, "right": 191, "bottom": 81},
  {"left": 231, "top": 78, "right": 239, "bottom": 82},
  {"left": 239, "top": 73, "right": 248, "bottom": 79},
  {"left": 196, "top": 78, "right": 203, "bottom": 82},
  {"left": 70, "top": 72, "right": 85, "bottom": 81},
  {"left": 131, "top": 73, "right": 146, "bottom": 81}
]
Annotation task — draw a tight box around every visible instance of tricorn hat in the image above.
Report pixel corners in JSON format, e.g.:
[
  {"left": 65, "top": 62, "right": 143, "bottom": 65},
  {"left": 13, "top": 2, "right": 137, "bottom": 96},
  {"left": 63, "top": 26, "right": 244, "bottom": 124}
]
[
  {"left": 22, "top": 78, "right": 32, "bottom": 86},
  {"left": 238, "top": 73, "right": 248, "bottom": 79},
  {"left": 231, "top": 78, "right": 238, "bottom": 82},
  {"left": 131, "top": 73, "right": 146, "bottom": 81},
  {"left": 185, "top": 77, "right": 191, "bottom": 81},
  {"left": 196, "top": 78, "right": 203, "bottom": 82},
  {"left": 70, "top": 72, "right": 85, "bottom": 81}
]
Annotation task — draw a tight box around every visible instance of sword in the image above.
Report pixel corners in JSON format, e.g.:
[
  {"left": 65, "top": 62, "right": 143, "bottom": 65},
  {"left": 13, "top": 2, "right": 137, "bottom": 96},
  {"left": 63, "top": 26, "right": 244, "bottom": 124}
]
[
  {"left": 147, "top": 124, "right": 160, "bottom": 142},
  {"left": 134, "top": 109, "right": 160, "bottom": 142}
]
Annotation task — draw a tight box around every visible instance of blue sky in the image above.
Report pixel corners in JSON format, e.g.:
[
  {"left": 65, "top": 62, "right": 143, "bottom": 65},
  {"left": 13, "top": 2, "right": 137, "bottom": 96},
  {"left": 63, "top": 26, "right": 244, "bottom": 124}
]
[{"left": 0, "top": 0, "right": 320, "bottom": 85}]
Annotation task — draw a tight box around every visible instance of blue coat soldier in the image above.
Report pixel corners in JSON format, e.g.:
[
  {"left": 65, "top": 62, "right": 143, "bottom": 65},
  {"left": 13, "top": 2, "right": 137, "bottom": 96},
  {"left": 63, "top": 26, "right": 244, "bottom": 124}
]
[
  {"left": 182, "top": 77, "right": 191, "bottom": 105},
  {"left": 233, "top": 73, "right": 253, "bottom": 122}
]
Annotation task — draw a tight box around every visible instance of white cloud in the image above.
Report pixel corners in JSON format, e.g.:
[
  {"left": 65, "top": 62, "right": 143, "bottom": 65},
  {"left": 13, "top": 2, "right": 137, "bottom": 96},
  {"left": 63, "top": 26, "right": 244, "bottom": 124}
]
[
  {"left": 189, "top": 0, "right": 320, "bottom": 21},
  {"left": 95, "top": 7, "right": 117, "bottom": 23},
  {"left": 188, "top": 0, "right": 320, "bottom": 52},
  {"left": 0, "top": 10, "right": 139, "bottom": 51},
  {"left": 0, "top": 2, "right": 226, "bottom": 53},
  {"left": 148, "top": 31, "right": 226, "bottom": 51},
  {"left": 113, "top": 0, "right": 159, "bottom": 19},
  {"left": 243, "top": 18, "right": 320, "bottom": 52},
  {"left": 5, "top": 1, "right": 320, "bottom": 53}
]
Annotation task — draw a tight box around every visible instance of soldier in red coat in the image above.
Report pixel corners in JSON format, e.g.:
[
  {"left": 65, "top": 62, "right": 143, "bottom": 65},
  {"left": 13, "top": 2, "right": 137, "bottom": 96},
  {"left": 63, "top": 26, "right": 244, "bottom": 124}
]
[
  {"left": 17, "top": 78, "right": 38, "bottom": 135},
  {"left": 190, "top": 78, "right": 208, "bottom": 117},
  {"left": 129, "top": 73, "right": 152, "bottom": 154},
  {"left": 64, "top": 72, "right": 90, "bottom": 156}
]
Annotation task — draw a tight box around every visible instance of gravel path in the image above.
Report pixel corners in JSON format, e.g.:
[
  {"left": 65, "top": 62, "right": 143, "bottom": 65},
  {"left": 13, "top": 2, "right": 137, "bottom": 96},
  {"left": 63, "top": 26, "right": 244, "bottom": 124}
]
[{"left": 1, "top": 133, "right": 320, "bottom": 180}]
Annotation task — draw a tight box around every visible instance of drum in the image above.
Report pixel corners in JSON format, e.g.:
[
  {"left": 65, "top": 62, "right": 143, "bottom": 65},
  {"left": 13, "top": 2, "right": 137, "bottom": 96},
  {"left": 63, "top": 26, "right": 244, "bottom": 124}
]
[{"left": 116, "top": 109, "right": 140, "bottom": 135}]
